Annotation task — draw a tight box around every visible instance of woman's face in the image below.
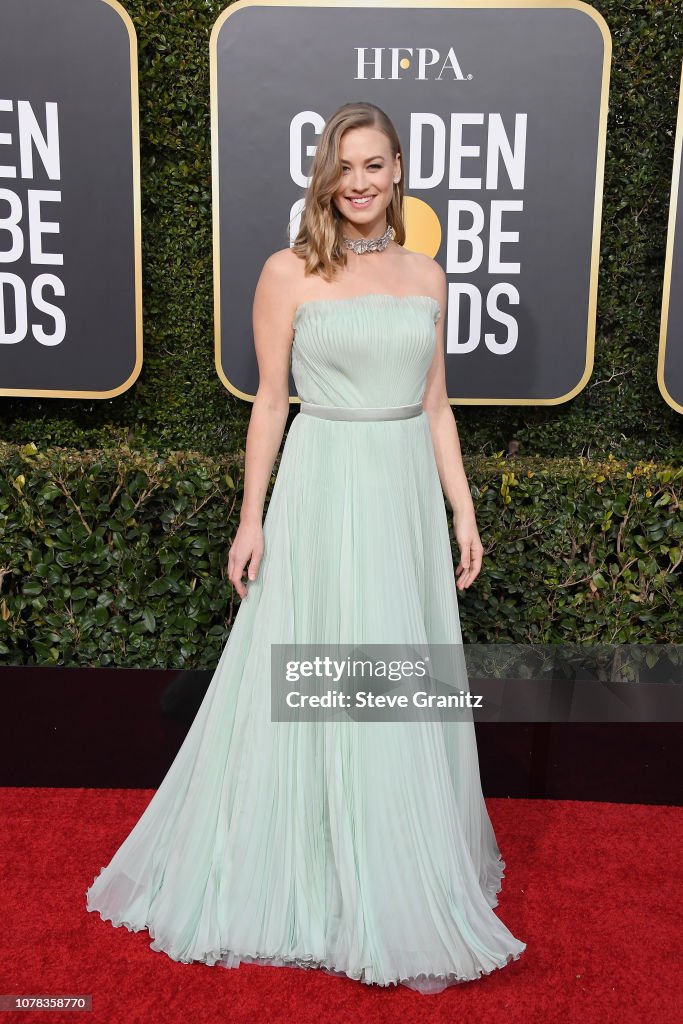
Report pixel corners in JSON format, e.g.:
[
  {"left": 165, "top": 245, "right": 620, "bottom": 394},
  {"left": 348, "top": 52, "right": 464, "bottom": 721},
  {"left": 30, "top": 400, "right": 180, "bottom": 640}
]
[{"left": 332, "top": 126, "right": 400, "bottom": 235}]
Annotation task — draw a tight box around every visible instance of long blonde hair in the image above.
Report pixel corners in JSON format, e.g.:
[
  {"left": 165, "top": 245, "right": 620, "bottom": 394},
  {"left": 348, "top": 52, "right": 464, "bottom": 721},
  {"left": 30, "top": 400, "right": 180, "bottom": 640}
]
[{"left": 290, "top": 102, "right": 406, "bottom": 281}]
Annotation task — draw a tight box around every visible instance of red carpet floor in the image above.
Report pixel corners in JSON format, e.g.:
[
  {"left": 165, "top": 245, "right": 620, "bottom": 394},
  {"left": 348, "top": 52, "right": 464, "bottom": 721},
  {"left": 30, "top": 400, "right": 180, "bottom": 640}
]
[{"left": 0, "top": 789, "right": 680, "bottom": 1024}]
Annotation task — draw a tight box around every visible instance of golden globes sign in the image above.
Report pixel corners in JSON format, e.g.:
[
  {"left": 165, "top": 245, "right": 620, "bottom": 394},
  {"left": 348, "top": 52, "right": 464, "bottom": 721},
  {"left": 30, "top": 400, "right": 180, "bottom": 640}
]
[
  {"left": 658, "top": 58, "right": 683, "bottom": 415},
  {"left": 212, "top": 0, "right": 611, "bottom": 407},
  {"left": 0, "top": 0, "right": 141, "bottom": 398}
]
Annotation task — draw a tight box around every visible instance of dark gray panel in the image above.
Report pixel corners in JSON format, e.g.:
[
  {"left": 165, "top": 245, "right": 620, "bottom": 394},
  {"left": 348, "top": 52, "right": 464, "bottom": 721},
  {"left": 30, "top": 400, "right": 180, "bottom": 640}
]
[
  {"left": 0, "top": 0, "right": 140, "bottom": 396},
  {"left": 214, "top": 3, "right": 607, "bottom": 404}
]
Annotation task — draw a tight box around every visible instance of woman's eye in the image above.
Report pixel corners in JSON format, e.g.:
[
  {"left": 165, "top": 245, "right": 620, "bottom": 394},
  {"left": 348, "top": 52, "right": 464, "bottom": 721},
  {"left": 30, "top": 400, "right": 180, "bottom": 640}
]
[{"left": 341, "top": 164, "right": 383, "bottom": 171}]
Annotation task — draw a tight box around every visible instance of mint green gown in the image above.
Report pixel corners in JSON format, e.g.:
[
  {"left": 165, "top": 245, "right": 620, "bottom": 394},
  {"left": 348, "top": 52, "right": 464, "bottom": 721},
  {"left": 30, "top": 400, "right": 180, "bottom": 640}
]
[{"left": 85, "top": 293, "right": 526, "bottom": 994}]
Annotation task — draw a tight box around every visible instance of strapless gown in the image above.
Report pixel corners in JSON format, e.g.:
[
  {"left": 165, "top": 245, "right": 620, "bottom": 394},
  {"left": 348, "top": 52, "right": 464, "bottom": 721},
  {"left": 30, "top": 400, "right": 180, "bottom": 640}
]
[{"left": 85, "top": 292, "right": 526, "bottom": 994}]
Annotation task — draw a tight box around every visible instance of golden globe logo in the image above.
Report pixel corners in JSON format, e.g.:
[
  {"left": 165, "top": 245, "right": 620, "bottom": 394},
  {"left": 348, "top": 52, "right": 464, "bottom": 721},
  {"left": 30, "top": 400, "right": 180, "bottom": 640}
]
[{"left": 354, "top": 48, "right": 470, "bottom": 81}]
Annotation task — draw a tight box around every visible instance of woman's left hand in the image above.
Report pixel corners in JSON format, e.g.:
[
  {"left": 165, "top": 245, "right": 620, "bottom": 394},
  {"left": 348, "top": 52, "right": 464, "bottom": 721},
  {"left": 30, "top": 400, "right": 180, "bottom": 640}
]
[{"left": 452, "top": 513, "right": 484, "bottom": 590}]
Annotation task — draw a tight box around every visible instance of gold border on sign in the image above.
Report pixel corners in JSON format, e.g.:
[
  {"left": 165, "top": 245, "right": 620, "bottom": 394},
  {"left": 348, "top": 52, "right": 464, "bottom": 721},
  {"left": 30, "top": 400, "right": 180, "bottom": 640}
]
[
  {"left": 0, "top": 0, "right": 143, "bottom": 399},
  {"left": 212, "top": 0, "right": 611, "bottom": 406},
  {"left": 657, "top": 57, "right": 683, "bottom": 415}
]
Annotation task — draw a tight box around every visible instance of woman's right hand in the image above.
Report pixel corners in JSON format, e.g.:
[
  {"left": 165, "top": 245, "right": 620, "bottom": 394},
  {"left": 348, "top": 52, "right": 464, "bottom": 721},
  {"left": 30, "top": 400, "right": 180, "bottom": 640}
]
[{"left": 227, "top": 519, "right": 264, "bottom": 598}]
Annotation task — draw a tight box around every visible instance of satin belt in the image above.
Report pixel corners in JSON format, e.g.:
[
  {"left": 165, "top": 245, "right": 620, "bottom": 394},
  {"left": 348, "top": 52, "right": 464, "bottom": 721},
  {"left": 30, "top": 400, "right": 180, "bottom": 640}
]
[{"left": 299, "top": 401, "right": 423, "bottom": 421}]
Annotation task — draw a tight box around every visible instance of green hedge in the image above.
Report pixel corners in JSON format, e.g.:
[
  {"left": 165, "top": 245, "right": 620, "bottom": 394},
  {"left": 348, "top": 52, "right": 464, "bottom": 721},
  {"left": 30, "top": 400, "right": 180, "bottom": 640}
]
[
  {"left": 0, "top": 442, "right": 679, "bottom": 666},
  {"left": 0, "top": 0, "right": 681, "bottom": 461}
]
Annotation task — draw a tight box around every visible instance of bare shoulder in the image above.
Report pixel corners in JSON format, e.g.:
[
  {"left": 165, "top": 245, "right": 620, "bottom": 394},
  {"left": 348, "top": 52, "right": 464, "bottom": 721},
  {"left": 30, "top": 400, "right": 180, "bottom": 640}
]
[
  {"left": 254, "top": 247, "right": 307, "bottom": 315},
  {"left": 406, "top": 248, "right": 444, "bottom": 286},
  {"left": 401, "top": 248, "right": 446, "bottom": 305},
  {"left": 260, "top": 246, "right": 305, "bottom": 287}
]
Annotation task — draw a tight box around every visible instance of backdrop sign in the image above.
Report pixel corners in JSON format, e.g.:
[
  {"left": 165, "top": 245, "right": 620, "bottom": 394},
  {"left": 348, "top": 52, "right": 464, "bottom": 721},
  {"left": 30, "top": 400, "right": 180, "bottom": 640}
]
[
  {"left": 658, "top": 58, "right": 683, "bottom": 415},
  {"left": 212, "top": 0, "right": 610, "bottom": 406},
  {"left": 0, "top": 0, "right": 141, "bottom": 399}
]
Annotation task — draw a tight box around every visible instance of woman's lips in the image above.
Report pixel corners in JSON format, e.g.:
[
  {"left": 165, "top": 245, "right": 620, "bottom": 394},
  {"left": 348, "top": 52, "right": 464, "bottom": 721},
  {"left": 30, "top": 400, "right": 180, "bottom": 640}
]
[{"left": 347, "top": 196, "right": 375, "bottom": 207}]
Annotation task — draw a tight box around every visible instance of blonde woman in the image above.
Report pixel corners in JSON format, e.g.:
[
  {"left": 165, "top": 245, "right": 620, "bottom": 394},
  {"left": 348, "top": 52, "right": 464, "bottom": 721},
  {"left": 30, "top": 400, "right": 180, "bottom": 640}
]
[{"left": 87, "top": 101, "right": 526, "bottom": 994}]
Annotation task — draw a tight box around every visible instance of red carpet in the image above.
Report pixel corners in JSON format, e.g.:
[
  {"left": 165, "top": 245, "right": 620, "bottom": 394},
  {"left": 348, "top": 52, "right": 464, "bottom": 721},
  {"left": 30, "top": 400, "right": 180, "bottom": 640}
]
[{"left": 0, "top": 789, "right": 680, "bottom": 1024}]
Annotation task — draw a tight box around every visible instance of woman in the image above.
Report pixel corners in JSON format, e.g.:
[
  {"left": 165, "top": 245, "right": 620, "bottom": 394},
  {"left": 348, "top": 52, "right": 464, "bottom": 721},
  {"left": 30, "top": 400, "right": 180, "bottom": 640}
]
[{"left": 86, "top": 101, "right": 526, "bottom": 994}]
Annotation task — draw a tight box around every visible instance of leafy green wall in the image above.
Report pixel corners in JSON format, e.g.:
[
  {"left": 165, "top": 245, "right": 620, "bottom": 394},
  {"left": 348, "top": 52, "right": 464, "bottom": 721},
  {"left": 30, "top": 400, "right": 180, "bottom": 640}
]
[{"left": 1, "top": 444, "right": 679, "bottom": 664}]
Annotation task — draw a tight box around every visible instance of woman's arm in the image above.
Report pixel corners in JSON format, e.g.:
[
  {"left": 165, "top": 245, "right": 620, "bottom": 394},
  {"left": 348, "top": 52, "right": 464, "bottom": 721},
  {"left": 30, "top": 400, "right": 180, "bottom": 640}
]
[
  {"left": 228, "top": 252, "right": 295, "bottom": 597},
  {"left": 421, "top": 263, "right": 484, "bottom": 590},
  {"left": 423, "top": 404, "right": 476, "bottom": 518}
]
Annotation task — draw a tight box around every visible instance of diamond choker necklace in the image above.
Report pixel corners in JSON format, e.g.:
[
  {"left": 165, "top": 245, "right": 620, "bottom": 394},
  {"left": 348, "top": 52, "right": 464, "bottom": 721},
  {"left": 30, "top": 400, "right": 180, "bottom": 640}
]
[{"left": 342, "top": 223, "right": 393, "bottom": 255}]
